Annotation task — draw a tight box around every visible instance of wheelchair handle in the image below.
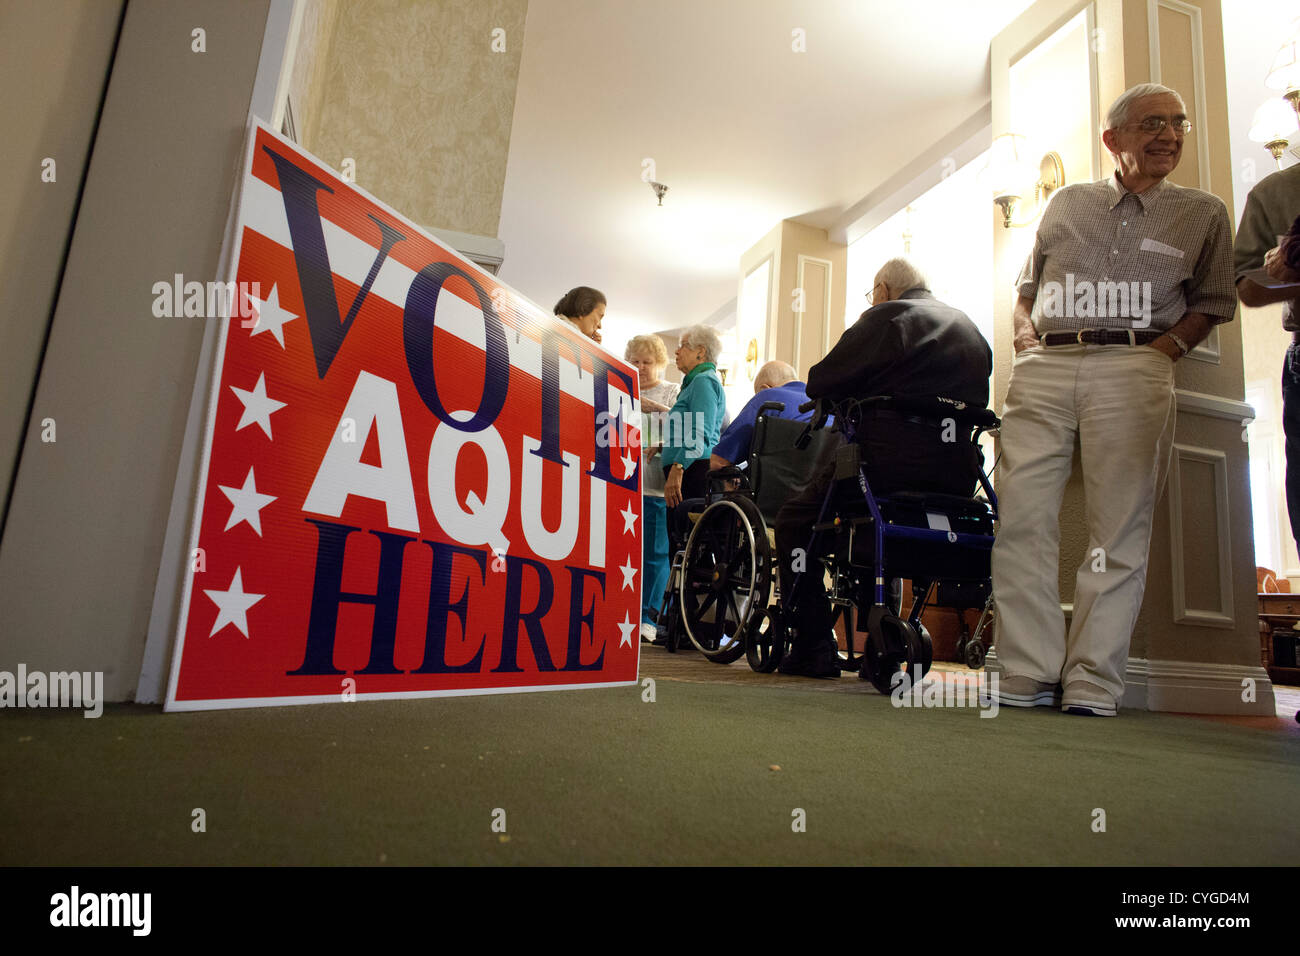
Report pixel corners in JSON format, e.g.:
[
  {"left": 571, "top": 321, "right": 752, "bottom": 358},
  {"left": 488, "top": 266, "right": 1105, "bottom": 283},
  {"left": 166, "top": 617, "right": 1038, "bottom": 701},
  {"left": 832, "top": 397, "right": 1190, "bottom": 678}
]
[{"left": 795, "top": 397, "right": 832, "bottom": 449}]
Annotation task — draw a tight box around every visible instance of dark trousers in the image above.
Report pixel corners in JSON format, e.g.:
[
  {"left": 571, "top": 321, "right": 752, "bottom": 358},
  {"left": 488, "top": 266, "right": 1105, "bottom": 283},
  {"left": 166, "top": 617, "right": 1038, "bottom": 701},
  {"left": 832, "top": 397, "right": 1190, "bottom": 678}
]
[
  {"left": 1283, "top": 344, "right": 1300, "bottom": 552},
  {"left": 773, "top": 415, "right": 980, "bottom": 650},
  {"left": 666, "top": 460, "right": 711, "bottom": 552}
]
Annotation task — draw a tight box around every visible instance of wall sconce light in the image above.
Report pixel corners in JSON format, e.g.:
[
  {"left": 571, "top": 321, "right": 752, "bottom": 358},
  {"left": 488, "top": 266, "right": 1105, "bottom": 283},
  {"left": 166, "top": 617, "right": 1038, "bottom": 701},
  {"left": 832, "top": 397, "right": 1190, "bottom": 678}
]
[
  {"left": 1249, "top": 97, "right": 1299, "bottom": 167},
  {"left": 716, "top": 349, "right": 737, "bottom": 387},
  {"left": 744, "top": 338, "right": 759, "bottom": 381},
  {"left": 1266, "top": 33, "right": 1300, "bottom": 123},
  {"left": 983, "top": 133, "right": 1064, "bottom": 228}
]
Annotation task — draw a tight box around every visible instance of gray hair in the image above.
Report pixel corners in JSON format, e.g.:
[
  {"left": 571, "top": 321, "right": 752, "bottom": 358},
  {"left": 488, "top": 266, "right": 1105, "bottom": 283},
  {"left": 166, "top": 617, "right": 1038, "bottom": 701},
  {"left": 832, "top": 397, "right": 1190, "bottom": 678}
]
[
  {"left": 1105, "top": 83, "right": 1185, "bottom": 130},
  {"left": 875, "top": 257, "right": 928, "bottom": 297},
  {"left": 754, "top": 360, "right": 797, "bottom": 390},
  {"left": 680, "top": 324, "right": 724, "bottom": 364}
]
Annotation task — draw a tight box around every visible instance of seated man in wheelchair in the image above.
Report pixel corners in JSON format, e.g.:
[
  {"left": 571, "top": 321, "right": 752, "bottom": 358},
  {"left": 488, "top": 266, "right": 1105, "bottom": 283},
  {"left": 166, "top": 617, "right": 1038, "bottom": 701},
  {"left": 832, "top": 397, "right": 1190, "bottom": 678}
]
[
  {"left": 774, "top": 257, "right": 993, "bottom": 678},
  {"left": 709, "top": 360, "right": 813, "bottom": 477}
]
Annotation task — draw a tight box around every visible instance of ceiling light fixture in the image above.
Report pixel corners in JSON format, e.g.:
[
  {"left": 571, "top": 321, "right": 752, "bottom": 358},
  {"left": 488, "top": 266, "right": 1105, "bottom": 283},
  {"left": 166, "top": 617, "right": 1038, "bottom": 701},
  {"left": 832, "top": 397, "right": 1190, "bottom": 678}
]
[{"left": 649, "top": 181, "right": 668, "bottom": 206}]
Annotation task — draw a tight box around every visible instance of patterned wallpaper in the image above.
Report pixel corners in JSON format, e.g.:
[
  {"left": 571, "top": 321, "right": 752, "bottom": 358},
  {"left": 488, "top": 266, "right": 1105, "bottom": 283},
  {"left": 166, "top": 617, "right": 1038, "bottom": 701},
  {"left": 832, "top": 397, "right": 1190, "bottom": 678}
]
[
  {"left": 307, "top": 0, "right": 528, "bottom": 238},
  {"left": 287, "top": 0, "right": 341, "bottom": 150}
]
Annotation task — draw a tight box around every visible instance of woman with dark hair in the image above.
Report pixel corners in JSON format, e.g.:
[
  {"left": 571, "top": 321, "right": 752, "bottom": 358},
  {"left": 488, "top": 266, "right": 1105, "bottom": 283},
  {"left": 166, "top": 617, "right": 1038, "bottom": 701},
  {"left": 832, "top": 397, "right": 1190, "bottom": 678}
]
[{"left": 554, "top": 286, "right": 606, "bottom": 344}]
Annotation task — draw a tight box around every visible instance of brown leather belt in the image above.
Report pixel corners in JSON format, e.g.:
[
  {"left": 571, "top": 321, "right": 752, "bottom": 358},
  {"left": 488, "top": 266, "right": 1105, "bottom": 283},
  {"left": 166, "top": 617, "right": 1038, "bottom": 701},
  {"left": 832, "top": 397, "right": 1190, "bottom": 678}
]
[{"left": 1040, "top": 328, "right": 1164, "bottom": 347}]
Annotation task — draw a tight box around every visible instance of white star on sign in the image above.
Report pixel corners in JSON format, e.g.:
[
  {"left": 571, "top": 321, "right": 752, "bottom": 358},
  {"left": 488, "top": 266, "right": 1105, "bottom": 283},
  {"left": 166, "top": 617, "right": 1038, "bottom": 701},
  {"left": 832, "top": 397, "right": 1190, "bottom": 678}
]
[
  {"left": 203, "top": 567, "right": 265, "bottom": 638},
  {"left": 621, "top": 450, "right": 636, "bottom": 479},
  {"left": 218, "top": 467, "right": 276, "bottom": 536},
  {"left": 619, "top": 557, "right": 637, "bottom": 591},
  {"left": 617, "top": 612, "right": 637, "bottom": 648},
  {"left": 619, "top": 503, "right": 638, "bottom": 535},
  {"left": 245, "top": 283, "right": 298, "bottom": 349},
  {"left": 230, "top": 372, "right": 286, "bottom": 439}
]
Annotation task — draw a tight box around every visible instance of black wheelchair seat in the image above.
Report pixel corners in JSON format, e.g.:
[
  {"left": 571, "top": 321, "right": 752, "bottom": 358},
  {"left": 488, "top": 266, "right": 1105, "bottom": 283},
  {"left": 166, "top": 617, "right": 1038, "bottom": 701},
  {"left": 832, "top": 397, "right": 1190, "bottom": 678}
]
[{"left": 745, "top": 405, "right": 837, "bottom": 525}]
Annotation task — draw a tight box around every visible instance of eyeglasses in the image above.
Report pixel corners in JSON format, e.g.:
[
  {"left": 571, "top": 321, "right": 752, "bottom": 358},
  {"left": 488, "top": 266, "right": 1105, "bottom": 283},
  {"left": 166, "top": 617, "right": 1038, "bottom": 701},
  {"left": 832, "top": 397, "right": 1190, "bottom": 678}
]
[
  {"left": 1121, "top": 117, "right": 1192, "bottom": 135},
  {"left": 865, "top": 281, "right": 884, "bottom": 306}
]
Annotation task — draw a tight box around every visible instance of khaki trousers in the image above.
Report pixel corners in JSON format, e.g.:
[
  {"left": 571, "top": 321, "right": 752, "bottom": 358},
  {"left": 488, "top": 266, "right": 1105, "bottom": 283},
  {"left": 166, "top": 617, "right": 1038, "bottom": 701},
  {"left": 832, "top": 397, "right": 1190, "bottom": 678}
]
[{"left": 990, "top": 344, "right": 1176, "bottom": 702}]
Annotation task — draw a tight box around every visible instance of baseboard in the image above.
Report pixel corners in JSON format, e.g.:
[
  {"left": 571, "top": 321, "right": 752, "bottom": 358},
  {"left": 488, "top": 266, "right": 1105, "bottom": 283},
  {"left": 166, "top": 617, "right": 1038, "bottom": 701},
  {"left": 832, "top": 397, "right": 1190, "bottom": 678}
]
[
  {"left": 1138, "top": 658, "right": 1277, "bottom": 715},
  {"left": 985, "top": 648, "right": 1277, "bottom": 715}
]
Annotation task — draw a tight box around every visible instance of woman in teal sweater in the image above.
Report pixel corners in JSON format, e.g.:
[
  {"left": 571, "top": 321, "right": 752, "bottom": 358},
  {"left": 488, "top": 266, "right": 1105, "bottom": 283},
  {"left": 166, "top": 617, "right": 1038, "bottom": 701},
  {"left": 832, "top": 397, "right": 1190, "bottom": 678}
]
[{"left": 662, "top": 324, "right": 726, "bottom": 515}]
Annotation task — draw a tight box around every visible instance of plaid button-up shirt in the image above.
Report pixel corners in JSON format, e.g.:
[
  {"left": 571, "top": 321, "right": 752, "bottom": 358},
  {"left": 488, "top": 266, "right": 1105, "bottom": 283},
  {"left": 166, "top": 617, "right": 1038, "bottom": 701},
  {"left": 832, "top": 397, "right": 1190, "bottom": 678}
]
[{"left": 1016, "top": 173, "right": 1236, "bottom": 333}]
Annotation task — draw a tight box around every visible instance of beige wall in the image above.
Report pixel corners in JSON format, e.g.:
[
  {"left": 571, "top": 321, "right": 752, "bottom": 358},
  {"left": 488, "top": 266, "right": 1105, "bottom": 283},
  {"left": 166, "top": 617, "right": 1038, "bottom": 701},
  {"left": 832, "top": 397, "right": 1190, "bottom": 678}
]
[
  {"left": 309, "top": 0, "right": 528, "bottom": 238},
  {"left": 1241, "top": 302, "right": 1297, "bottom": 577},
  {"left": 738, "top": 221, "right": 847, "bottom": 381},
  {"left": 0, "top": 0, "right": 124, "bottom": 528},
  {"left": 991, "top": 0, "right": 1267, "bottom": 712},
  {"left": 0, "top": 0, "right": 273, "bottom": 699}
]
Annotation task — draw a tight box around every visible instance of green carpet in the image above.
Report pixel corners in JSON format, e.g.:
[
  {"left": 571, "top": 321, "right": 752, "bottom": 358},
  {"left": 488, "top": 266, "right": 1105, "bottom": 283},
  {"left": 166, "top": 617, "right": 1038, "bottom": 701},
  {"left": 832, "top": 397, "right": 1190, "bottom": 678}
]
[{"left": 2, "top": 677, "right": 1298, "bottom": 865}]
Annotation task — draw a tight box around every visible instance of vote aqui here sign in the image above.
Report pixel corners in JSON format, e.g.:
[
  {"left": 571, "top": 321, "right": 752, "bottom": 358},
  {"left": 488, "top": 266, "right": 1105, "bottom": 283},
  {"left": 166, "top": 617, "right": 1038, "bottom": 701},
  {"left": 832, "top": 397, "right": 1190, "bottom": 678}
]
[{"left": 164, "top": 122, "right": 642, "bottom": 711}]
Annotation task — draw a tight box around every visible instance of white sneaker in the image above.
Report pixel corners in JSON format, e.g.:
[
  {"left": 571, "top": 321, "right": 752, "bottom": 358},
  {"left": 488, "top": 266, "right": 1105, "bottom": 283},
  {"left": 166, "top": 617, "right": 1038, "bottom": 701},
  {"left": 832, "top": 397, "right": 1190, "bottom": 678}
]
[{"left": 639, "top": 623, "right": 657, "bottom": 642}]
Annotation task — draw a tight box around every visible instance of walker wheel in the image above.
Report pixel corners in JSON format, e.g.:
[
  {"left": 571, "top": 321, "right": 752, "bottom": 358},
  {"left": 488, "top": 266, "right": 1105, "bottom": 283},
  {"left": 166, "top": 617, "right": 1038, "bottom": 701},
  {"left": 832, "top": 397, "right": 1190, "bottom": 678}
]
[
  {"left": 965, "top": 639, "right": 986, "bottom": 669},
  {"left": 914, "top": 623, "right": 933, "bottom": 681},
  {"left": 860, "top": 627, "right": 908, "bottom": 695}
]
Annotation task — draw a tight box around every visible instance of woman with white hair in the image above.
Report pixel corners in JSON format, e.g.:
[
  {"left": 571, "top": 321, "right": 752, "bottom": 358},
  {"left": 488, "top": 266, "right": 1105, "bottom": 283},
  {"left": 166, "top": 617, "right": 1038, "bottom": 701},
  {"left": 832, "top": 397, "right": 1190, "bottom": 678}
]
[
  {"left": 661, "top": 325, "right": 726, "bottom": 553},
  {"left": 625, "top": 334, "right": 680, "bottom": 640}
]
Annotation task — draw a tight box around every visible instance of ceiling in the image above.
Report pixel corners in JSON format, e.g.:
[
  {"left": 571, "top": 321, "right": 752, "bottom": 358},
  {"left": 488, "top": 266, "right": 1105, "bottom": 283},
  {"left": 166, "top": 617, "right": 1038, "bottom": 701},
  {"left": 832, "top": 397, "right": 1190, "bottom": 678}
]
[{"left": 496, "top": 0, "right": 1038, "bottom": 342}]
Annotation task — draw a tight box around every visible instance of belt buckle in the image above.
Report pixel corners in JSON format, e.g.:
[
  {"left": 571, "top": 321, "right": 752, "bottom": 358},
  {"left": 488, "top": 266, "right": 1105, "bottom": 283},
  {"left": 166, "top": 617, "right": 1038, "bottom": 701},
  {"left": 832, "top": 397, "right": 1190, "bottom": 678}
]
[{"left": 1075, "top": 329, "right": 1088, "bottom": 345}]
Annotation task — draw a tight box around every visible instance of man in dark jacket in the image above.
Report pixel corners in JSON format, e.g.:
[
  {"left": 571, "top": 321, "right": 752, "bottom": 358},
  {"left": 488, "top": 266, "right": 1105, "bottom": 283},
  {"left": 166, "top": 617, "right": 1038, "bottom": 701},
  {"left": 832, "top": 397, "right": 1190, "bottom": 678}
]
[{"left": 774, "top": 257, "right": 992, "bottom": 678}]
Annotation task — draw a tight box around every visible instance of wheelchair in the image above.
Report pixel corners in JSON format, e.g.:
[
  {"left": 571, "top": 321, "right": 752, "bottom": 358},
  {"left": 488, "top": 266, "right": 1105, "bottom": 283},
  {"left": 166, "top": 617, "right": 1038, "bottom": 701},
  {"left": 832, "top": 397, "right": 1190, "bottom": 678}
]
[
  {"left": 657, "top": 394, "right": 1000, "bottom": 695},
  {"left": 655, "top": 401, "right": 837, "bottom": 662}
]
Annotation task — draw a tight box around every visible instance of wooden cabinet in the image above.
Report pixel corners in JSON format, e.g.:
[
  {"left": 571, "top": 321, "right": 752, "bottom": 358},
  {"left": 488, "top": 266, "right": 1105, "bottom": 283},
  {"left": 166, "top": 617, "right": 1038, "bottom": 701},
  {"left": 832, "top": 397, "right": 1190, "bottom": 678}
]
[{"left": 1258, "top": 593, "right": 1300, "bottom": 686}]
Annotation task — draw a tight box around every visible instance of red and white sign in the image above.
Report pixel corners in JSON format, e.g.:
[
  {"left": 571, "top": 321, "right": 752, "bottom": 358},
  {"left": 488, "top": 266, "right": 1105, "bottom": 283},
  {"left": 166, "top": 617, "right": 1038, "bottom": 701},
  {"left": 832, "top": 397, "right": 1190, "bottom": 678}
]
[{"left": 164, "top": 122, "right": 641, "bottom": 711}]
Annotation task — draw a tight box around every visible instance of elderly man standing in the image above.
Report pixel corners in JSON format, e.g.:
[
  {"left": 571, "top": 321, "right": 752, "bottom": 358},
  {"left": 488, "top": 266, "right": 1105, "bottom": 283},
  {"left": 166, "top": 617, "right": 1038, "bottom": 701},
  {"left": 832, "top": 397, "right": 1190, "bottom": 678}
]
[
  {"left": 1235, "top": 162, "right": 1300, "bottom": 552},
  {"left": 992, "top": 83, "right": 1236, "bottom": 716}
]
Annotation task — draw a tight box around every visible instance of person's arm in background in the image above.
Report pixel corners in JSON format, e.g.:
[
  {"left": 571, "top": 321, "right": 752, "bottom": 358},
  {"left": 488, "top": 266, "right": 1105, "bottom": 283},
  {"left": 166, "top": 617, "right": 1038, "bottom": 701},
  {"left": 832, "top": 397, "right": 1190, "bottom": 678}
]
[
  {"left": 1239, "top": 269, "right": 1300, "bottom": 307},
  {"left": 1236, "top": 189, "right": 1299, "bottom": 307}
]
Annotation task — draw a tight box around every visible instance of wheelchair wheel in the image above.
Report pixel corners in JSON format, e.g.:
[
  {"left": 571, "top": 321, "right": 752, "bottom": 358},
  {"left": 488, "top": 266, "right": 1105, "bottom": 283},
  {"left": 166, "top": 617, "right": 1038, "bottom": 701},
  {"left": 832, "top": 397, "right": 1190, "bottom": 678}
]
[
  {"left": 679, "top": 496, "right": 771, "bottom": 664},
  {"left": 745, "top": 606, "right": 786, "bottom": 673}
]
